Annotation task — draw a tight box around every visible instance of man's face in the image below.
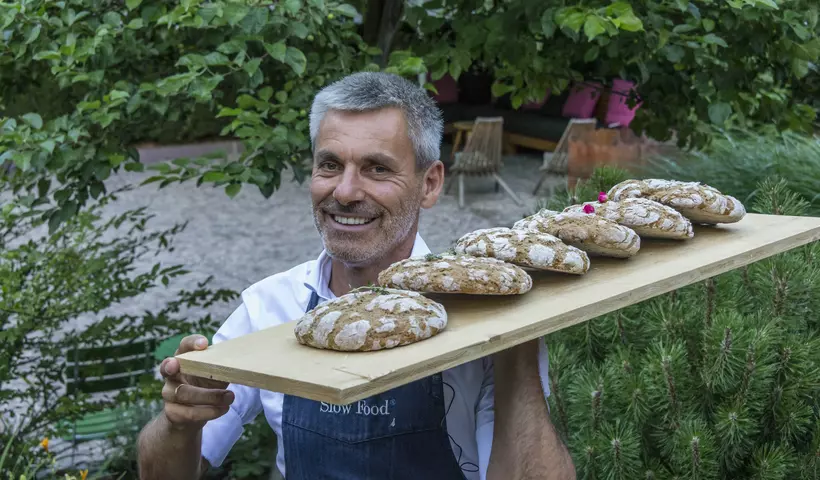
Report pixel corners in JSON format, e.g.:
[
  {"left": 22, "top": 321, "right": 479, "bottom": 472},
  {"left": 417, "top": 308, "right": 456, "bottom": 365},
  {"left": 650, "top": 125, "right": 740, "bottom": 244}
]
[{"left": 310, "top": 107, "right": 443, "bottom": 266}]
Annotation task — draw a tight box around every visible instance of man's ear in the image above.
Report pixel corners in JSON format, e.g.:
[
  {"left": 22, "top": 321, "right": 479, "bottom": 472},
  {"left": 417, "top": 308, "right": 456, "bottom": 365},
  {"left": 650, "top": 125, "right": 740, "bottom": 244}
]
[{"left": 420, "top": 160, "right": 445, "bottom": 209}]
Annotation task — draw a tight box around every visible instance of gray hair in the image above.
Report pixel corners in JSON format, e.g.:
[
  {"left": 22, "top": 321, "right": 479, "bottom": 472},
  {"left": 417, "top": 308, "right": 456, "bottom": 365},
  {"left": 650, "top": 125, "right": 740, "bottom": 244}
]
[{"left": 309, "top": 71, "right": 444, "bottom": 170}]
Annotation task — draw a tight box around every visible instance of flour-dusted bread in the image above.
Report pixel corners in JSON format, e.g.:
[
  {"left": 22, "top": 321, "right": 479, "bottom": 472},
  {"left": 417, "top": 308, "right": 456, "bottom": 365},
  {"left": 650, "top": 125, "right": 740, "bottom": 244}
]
[
  {"left": 294, "top": 287, "right": 447, "bottom": 352},
  {"left": 378, "top": 253, "right": 532, "bottom": 295},
  {"left": 453, "top": 227, "right": 590, "bottom": 274},
  {"left": 607, "top": 179, "right": 746, "bottom": 224},
  {"left": 564, "top": 198, "right": 694, "bottom": 240},
  {"left": 514, "top": 209, "right": 640, "bottom": 258}
]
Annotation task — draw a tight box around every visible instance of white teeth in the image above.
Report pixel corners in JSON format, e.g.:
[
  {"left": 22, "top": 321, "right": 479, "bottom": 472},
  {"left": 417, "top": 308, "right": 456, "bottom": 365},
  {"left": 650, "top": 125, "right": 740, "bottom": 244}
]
[{"left": 333, "top": 216, "right": 372, "bottom": 225}]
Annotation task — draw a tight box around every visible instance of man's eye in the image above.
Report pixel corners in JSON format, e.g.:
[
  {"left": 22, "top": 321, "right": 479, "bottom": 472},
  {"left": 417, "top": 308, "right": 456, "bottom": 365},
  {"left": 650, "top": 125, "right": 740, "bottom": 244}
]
[
  {"left": 320, "top": 162, "right": 339, "bottom": 170},
  {"left": 371, "top": 165, "right": 388, "bottom": 174}
]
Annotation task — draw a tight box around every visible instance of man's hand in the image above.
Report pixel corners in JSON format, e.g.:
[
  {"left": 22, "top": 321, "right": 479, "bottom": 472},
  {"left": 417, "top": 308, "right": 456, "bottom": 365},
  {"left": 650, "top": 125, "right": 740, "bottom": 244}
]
[
  {"left": 138, "top": 334, "right": 233, "bottom": 480},
  {"left": 159, "top": 334, "right": 235, "bottom": 430}
]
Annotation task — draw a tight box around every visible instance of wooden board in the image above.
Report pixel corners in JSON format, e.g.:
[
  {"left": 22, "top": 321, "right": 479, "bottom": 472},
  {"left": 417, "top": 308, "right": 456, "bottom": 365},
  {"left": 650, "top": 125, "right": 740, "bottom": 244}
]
[{"left": 176, "top": 213, "right": 820, "bottom": 404}]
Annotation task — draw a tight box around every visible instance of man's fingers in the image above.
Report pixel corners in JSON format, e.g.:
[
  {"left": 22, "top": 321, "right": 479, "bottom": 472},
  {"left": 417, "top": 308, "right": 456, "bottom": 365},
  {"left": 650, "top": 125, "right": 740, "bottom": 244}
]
[
  {"left": 162, "top": 381, "right": 234, "bottom": 407},
  {"left": 164, "top": 402, "right": 230, "bottom": 426},
  {"left": 174, "top": 334, "right": 210, "bottom": 355},
  {"left": 160, "top": 357, "right": 180, "bottom": 380}
]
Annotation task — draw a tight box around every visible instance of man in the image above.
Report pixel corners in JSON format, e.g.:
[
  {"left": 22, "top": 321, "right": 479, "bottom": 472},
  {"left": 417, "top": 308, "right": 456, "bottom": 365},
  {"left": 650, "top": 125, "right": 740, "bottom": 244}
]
[{"left": 137, "top": 71, "right": 576, "bottom": 480}]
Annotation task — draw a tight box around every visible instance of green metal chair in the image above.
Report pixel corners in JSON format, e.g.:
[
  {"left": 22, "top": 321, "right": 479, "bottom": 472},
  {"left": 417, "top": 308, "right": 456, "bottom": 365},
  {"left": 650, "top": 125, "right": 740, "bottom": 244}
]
[{"left": 58, "top": 338, "right": 161, "bottom": 467}]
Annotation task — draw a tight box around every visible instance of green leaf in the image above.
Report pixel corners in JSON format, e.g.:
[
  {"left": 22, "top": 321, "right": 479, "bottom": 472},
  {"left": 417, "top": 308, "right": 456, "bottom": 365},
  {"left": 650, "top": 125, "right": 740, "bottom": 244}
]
[
  {"left": 790, "top": 23, "right": 811, "bottom": 41},
  {"left": 204, "top": 52, "right": 230, "bottom": 65},
  {"left": 708, "top": 102, "right": 732, "bottom": 125},
  {"left": 25, "top": 24, "right": 41, "bottom": 44},
  {"left": 284, "top": 0, "right": 302, "bottom": 15},
  {"left": 584, "top": 15, "right": 607, "bottom": 40},
  {"left": 222, "top": 3, "right": 250, "bottom": 25},
  {"left": 541, "top": 8, "right": 557, "bottom": 38},
  {"left": 22, "top": 113, "right": 43, "bottom": 129},
  {"left": 754, "top": 0, "right": 778, "bottom": 8},
  {"left": 557, "top": 10, "right": 586, "bottom": 33},
  {"left": 243, "top": 58, "right": 262, "bottom": 76},
  {"left": 275, "top": 90, "right": 288, "bottom": 103},
  {"left": 605, "top": 2, "right": 633, "bottom": 18},
  {"left": 703, "top": 33, "right": 728, "bottom": 47},
  {"left": 33, "top": 50, "right": 61, "bottom": 61},
  {"left": 491, "top": 82, "right": 515, "bottom": 98},
  {"left": 614, "top": 13, "right": 643, "bottom": 32},
  {"left": 225, "top": 183, "right": 242, "bottom": 198},
  {"left": 584, "top": 45, "right": 600, "bottom": 62},
  {"left": 103, "top": 12, "right": 122, "bottom": 27},
  {"left": 265, "top": 41, "right": 287, "bottom": 62},
  {"left": 702, "top": 18, "right": 715, "bottom": 32},
  {"left": 259, "top": 87, "right": 274, "bottom": 102},
  {"left": 664, "top": 45, "right": 685, "bottom": 62},
  {"left": 240, "top": 6, "right": 268, "bottom": 34},
  {"left": 218, "top": 40, "right": 246, "bottom": 54},
  {"left": 791, "top": 58, "right": 809, "bottom": 78},
  {"left": 39, "top": 140, "right": 56, "bottom": 154},
  {"left": 285, "top": 47, "right": 307, "bottom": 75},
  {"left": 289, "top": 22, "right": 309, "bottom": 39},
  {"left": 12, "top": 151, "right": 32, "bottom": 171},
  {"left": 673, "top": 23, "right": 697, "bottom": 33},
  {"left": 332, "top": 4, "right": 358, "bottom": 17},
  {"left": 126, "top": 0, "right": 142, "bottom": 10},
  {"left": 202, "top": 171, "right": 227, "bottom": 182},
  {"left": 127, "top": 18, "right": 143, "bottom": 29}
]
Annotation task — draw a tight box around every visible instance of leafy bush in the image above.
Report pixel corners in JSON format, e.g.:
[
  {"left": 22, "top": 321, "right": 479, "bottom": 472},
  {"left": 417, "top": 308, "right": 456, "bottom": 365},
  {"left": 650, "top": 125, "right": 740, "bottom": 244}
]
[
  {"left": 0, "top": 178, "right": 236, "bottom": 475},
  {"left": 405, "top": 0, "right": 819, "bottom": 148},
  {"left": 0, "top": 0, "right": 429, "bottom": 233}
]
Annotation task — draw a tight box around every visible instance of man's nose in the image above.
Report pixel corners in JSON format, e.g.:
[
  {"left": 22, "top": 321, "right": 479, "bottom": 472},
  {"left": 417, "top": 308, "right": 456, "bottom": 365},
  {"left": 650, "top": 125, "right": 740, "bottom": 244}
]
[{"left": 333, "top": 169, "right": 366, "bottom": 205}]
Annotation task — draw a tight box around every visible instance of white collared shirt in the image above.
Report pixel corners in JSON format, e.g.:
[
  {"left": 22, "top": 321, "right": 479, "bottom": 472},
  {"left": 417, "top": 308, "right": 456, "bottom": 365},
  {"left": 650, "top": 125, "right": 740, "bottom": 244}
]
[{"left": 201, "top": 233, "right": 551, "bottom": 479}]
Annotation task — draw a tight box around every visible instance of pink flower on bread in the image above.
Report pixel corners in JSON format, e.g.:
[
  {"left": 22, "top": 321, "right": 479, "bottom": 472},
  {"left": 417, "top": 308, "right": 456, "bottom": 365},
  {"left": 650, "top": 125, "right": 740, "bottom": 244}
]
[
  {"left": 598, "top": 191, "right": 608, "bottom": 203},
  {"left": 583, "top": 204, "right": 595, "bottom": 214}
]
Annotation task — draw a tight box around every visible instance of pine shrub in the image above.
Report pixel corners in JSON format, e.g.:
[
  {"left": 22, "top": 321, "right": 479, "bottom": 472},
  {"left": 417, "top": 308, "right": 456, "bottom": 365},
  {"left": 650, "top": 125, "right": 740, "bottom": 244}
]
[{"left": 545, "top": 177, "right": 820, "bottom": 479}]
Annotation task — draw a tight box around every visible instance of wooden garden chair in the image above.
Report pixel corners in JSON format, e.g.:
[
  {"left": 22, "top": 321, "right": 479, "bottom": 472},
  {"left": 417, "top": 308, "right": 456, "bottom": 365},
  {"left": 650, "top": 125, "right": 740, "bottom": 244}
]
[
  {"left": 532, "top": 118, "right": 598, "bottom": 196},
  {"left": 445, "top": 117, "right": 522, "bottom": 208}
]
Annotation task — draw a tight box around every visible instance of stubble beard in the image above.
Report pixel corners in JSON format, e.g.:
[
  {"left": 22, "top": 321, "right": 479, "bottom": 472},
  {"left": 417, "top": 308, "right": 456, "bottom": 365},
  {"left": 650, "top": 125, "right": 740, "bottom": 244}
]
[{"left": 313, "top": 195, "right": 422, "bottom": 267}]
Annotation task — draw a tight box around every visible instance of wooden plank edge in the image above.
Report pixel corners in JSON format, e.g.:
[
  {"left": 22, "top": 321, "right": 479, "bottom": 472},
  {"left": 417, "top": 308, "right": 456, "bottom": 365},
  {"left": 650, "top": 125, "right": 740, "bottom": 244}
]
[
  {"left": 176, "top": 358, "right": 349, "bottom": 403},
  {"left": 178, "top": 218, "right": 820, "bottom": 405},
  {"left": 328, "top": 219, "right": 820, "bottom": 404}
]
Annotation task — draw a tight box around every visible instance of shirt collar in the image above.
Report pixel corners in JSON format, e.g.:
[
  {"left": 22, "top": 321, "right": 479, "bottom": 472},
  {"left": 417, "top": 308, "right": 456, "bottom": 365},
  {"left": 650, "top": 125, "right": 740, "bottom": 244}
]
[{"left": 304, "top": 232, "right": 431, "bottom": 300}]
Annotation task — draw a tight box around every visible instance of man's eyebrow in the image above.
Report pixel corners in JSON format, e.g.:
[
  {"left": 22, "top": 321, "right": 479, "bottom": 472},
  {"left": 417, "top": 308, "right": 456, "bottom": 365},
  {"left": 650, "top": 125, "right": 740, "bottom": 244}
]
[
  {"left": 362, "top": 152, "right": 400, "bottom": 166},
  {"left": 315, "top": 150, "right": 340, "bottom": 163}
]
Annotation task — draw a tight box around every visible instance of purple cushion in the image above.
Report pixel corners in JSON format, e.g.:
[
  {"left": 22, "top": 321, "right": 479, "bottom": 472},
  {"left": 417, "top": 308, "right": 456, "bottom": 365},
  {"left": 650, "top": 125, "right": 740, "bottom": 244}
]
[
  {"left": 561, "top": 82, "right": 602, "bottom": 118},
  {"left": 605, "top": 79, "right": 642, "bottom": 127}
]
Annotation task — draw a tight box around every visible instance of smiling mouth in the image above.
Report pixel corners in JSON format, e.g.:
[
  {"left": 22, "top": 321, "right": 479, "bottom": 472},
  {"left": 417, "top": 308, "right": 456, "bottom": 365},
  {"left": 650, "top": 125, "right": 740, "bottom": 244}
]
[{"left": 330, "top": 214, "right": 377, "bottom": 226}]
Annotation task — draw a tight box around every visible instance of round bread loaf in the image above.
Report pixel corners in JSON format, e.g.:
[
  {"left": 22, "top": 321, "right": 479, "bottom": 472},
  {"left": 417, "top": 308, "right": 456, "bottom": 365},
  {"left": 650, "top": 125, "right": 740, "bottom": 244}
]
[
  {"left": 294, "top": 287, "right": 447, "bottom": 352},
  {"left": 564, "top": 198, "right": 694, "bottom": 240},
  {"left": 607, "top": 179, "right": 746, "bottom": 224},
  {"left": 514, "top": 209, "right": 640, "bottom": 258},
  {"left": 453, "top": 227, "right": 590, "bottom": 274},
  {"left": 378, "top": 253, "right": 532, "bottom": 295}
]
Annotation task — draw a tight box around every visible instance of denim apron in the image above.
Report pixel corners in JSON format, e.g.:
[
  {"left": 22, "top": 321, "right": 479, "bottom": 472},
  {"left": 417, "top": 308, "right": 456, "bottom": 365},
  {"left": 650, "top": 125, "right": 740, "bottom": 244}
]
[{"left": 281, "top": 291, "right": 468, "bottom": 479}]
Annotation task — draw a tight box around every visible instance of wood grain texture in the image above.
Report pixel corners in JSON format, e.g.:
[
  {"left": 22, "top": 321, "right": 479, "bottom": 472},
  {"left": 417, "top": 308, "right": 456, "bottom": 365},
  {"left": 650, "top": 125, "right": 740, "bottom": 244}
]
[{"left": 176, "top": 213, "right": 820, "bottom": 404}]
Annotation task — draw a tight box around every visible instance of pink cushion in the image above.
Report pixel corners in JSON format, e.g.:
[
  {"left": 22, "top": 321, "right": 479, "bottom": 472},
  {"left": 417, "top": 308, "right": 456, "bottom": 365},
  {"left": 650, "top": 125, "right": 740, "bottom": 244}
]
[
  {"left": 428, "top": 73, "right": 459, "bottom": 104},
  {"left": 605, "top": 79, "right": 642, "bottom": 127},
  {"left": 522, "top": 89, "right": 550, "bottom": 110},
  {"left": 561, "top": 82, "right": 602, "bottom": 118}
]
